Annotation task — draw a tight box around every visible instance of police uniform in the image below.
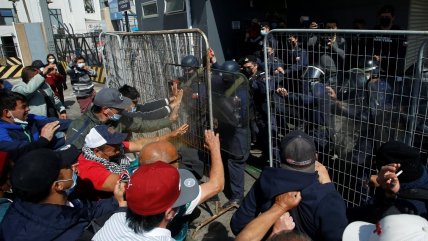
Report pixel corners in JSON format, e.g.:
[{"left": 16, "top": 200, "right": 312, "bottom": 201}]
[{"left": 213, "top": 61, "right": 251, "bottom": 204}]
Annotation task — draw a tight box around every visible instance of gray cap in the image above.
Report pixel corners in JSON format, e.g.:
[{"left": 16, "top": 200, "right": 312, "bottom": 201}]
[
  {"left": 172, "top": 169, "right": 200, "bottom": 208},
  {"left": 94, "top": 88, "right": 132, "bottom": 110}
]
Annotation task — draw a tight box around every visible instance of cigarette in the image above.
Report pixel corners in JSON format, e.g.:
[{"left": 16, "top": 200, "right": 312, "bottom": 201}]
[{"left": 387, "top": 170, "right": 403, "bottom": 183}]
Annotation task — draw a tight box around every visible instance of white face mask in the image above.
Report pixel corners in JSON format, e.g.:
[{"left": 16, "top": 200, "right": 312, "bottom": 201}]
[
  {"left": 48, "top": 58, "right": 55, "bottom": 63},
  {"left": 9, "top": 111, "right": 28, "bottom": 125},
  {"left": 77, "top": 63, "right": 85, "bottom": 68}
]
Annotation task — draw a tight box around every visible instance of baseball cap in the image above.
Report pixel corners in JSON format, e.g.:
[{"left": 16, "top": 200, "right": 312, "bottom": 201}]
[
  {"left": 84, "top": 125, "right": 128, "bottom": 148},
  {"left": 375, "top": 141, "right": 423, "bottom": 183},
  {"left": 11, "top": 147, "right": 79, "bottom": 194},
  {"left": 342, "top": 214, "right": 428, "bottom": 241},
  {"left": 93, "top": 88, "right": 132, "bottom": 110},
  {"left": 280, "top": 130, "right": 317, "bottom": 173},
  {"left": 126, "top": 161, "right": 199, "bottom": 216}
]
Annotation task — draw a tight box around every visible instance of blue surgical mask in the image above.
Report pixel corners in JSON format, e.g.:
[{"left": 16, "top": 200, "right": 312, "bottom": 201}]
[
  {"left": 56, "top": 171, "right": 78, "bottom": 196},
  {"left": 130, "top": 106, "right": 137, "bottom": 113},
  {"left": 66, "top": 172, "right": 78, "bottom": 196},
  {"left": 108, "top": 109, "right": 122, "bottom": 121},
  {"left": 260, "top": 30, "right": 268, "bottom": 36}
]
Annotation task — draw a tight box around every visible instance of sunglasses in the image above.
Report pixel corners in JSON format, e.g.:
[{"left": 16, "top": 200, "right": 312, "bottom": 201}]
[{"left": 169, "top": 154, "right": 182, "bottom": 165}]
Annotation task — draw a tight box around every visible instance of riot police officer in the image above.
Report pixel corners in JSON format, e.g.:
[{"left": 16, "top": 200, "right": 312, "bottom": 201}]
[
  {"left": 213, "top": 60, "right": 251, "bottom": 208},
  {"left": 241, "top": 55, "right": 275, "bottom": 157}
]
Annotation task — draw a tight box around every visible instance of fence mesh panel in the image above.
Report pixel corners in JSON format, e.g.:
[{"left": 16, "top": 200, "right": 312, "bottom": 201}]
[
  {"left": 264, "top": 29, "right": 428, "bottom": 207},
  {"left": 101, "top": 30, "right": 212, "bottom": 159}
]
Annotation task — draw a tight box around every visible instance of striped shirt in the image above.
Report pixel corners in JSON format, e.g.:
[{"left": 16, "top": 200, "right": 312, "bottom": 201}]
[
  {"left": 92, "top": 212, "right": 175, "bottom": 241},
  {"left": 93, "top": 189, "right": 200, "bottom": 241}
]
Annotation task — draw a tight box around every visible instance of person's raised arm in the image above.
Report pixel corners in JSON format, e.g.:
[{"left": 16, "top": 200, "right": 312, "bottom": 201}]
[
  {"left": 127, "top": 124, "right": 188, "bottom": 152},
  {"left": 235, "top": 191, "right": 302, "bottom": 241},
  {"left": 198, "top": 130, "right": 224, "bottom": 204}
]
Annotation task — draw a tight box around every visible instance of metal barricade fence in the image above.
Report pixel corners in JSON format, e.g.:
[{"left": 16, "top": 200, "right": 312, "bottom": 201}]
[
  {"left": 263, "top": 29, "right": 428, "bottom": 206},
  {"left": 100, "top": 29, "right": 213, "bottom": 157}
]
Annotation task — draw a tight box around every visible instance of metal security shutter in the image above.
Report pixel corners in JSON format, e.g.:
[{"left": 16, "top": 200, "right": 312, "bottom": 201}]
[{"left": 406, "top": 0, "right": 428, "bottom": 68}]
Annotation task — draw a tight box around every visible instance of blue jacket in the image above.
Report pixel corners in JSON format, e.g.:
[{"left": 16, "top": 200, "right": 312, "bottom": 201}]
[
  {"left": 399, "top": 167, "right": 428, "bottom": 215},
  {"left": 0, "top": 114, "right": 70, "bottom": 161},
  {"left": 230, "top": 167, "right": 348, "bottom": 241},
  {"left": 0, "top": 198, "right": 118, "bottom": 241}
]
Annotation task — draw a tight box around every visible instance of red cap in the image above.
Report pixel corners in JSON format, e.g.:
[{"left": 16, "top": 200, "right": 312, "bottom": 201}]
[{"left": 126, "top": 161, "right": 180, "bottom": 216}]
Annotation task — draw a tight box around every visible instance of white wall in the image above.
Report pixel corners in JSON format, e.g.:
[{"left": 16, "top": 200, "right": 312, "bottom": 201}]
[
  {"left": 0, "top": 0, "right": 102, "bottom": 35},
  {"left": 0, "top": 1, "right": 17, "bottom": 38}
]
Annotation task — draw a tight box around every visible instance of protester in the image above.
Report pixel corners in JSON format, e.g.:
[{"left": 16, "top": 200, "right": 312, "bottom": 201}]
[
  {"left": 267, "top": 231, "right": 312, "bottom": 241},
  {"left": 65, "top": 87, "right": 180, "bottom": 149},
  {"left": 136, "top": 130, "right": 223, "bottom": 241},
  {"left": 235, "top": 191, "right": 302, "bottom": 241},
  {"left": 45, "top": 54, "right": 67, "bottom": 104},
  {"left": 93, "top": 161, "right": 199, "bottom": 241},
  {"left": 348, "top": 141, "right": 428, "bottom": 222},
  {"left": 0, "top": 148, "right": 127, "bottom": 241},
  {"left": 119, "top": 84, "right": 183, "bottom": 120},
  {"left": 231, "top": 130, "right": 348, "bottom": 241},
  {"left": 0, "top": 91, "right": 70, "bottom": 162},
  {"left": 66, "top": 56, "right": 97, "bottom": 113},
  {"left": 76, "top": 124, "right": 188, "bottom": 200},
  {"left": 13, "top": 65, "right": 67, "bottom": 119},
  {"left": 343, "top": 214, "right": 428, "bottom": 241}
]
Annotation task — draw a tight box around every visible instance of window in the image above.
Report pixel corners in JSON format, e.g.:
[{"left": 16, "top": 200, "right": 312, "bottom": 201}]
[
  {"left": 49, "top": 9, "right": 63, "bottom": 27},
  {"left": 49, "top": 9, "right": 64, "bottom": 34},
  {"left": 142, "top": 1, "right": 158, "bottom": 18},
  {"left": 0, "top": 9, "right": 13, "bottom": 26},
  {"left": 84, "top": 0, "right": 95, "bottom": 13},
  {"left": 164, "top": 0, "right": 185, "bottom": 14}
]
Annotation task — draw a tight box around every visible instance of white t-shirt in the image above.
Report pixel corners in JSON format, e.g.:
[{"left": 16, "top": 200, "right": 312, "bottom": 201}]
[{"left": 93, "top": 186, "right": 201, "bottom": 241}]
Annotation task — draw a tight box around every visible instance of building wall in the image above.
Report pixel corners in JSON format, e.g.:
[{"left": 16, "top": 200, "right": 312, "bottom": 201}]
[
  {"left": 0, "top": 0, "right": 103, "bottom": 36},
  {"left": 135, "top": 0, "right": 415, "bottom": 61},
  {"left": 136, "top": 0, "right": 187, "bottom": 30}
]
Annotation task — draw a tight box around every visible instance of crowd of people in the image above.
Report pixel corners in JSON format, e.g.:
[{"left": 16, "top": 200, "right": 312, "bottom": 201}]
[{"left": 0, "top": 3, "right": 427, "bottom": 241}]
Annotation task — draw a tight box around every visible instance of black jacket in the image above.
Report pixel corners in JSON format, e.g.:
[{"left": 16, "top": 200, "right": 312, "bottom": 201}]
[
  {"left": 230, "top": 167, "right": 348, "bottom": 241},
  {"left": 0, "top": 198, "right": 118, "bottom": 241}
]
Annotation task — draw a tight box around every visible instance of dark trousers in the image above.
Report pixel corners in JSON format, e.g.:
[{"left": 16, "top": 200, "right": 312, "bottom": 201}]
[{"left": 222, "top": 127, "right": 250, "bottom": 200}]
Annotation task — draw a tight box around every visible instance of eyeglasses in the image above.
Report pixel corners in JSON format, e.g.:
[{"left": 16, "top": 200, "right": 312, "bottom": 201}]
[{"left": 169, "top": 154, "right": 182, "bottom": 165}]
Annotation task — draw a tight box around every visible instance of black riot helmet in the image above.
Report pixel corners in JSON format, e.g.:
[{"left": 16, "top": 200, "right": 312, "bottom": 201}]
[
  {"left": 181, "top": 55, "right": 199, "bottom": 68},
  {"left": 301, "top": 66, "right": 325, "bottom": 81},
  {"left": 360, "top": 58, "right": 380, "bottom": 79},
  {"left": 221, "top": 61, "right": 240, "bottom": 73},
  {"left": 220, "top": 60, "right": 240, "bottom": 82}
]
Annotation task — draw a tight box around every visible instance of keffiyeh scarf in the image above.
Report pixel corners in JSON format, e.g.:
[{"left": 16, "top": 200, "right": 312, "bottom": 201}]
[{"left": 82, "top": 146, "right": 130, "bottom": 174}]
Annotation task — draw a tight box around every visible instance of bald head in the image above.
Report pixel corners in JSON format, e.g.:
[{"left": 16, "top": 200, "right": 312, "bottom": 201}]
[{"left": 139, "top": 141, "right": 178, "bottom": 166}]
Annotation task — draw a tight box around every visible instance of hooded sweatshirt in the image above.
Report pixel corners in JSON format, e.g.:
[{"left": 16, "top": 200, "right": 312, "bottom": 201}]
[{"left": 231, "top": 167, "right": 348, "bottom": 241}]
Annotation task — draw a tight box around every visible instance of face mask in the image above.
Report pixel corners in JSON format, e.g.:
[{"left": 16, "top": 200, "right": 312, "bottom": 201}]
[
  {"left": 130, "top": 106, "right": 137, "bottom": 113},
  {"left": 77, "top": 63, "right": 85, "bottom": 68},
  {"left": 379, "top": 16, "right": 392, "bottom": 28},
  {"left": 10, "top": 111, "right": 28, "bottom": 125},
  {"left": 48, "top": 58, "right": 55, "bottom": 63},
  {"left": 242, "top": 67, "right": 253, "bottom": 77},
  {"left": 39, "top": 67, "right": 44, "bottom": 72},
  {"left": 56, "top": 171, "right": 78, "bottom": 196},
  {"left": 108, "top": 109, "right": 122, "bottom": 121},
  {"left": 260, "top": 30, "right": 268, "bottom": 36}
]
